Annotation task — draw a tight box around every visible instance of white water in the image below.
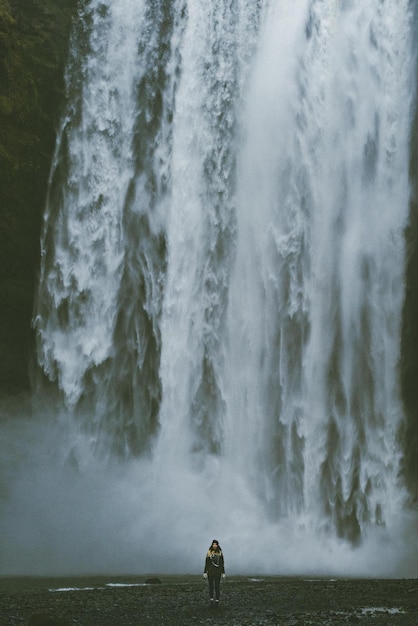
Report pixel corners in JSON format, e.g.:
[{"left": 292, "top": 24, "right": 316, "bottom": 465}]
[{"left": 1, "top": 0, "right": 417, "bottom": 576}]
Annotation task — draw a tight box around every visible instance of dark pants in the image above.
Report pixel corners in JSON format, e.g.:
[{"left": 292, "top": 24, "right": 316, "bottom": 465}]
[{"left": 208, "top": 574, "right": 221, "bottom": 600}]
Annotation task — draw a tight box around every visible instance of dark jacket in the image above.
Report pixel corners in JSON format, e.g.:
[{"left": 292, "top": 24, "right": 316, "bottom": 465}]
[{"left": 204, "top": 549, "right": 225, "bottom": 577}]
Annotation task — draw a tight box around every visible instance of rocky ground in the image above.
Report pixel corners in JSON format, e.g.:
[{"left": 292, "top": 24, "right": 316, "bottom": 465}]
[{"left": 1, "top": 576, "right": 418, "bottom": 625}]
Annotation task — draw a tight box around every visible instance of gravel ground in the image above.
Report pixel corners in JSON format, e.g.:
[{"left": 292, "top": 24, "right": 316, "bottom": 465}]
[{"left": 1, "top": 576, "right": 418, "bottom": 625}]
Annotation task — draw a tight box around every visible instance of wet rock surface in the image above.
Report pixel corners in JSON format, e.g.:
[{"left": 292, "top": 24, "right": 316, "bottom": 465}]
[{"left": 1, "top": 576, "right": 418, "bottom": 625}]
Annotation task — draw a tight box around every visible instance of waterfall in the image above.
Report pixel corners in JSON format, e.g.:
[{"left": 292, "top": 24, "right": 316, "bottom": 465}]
[
  {"left": 224, "top": 0, "right": 415, "bottom": 544},
  {"left": 19, "top": 0, "right": 417, "bottom": 575}
]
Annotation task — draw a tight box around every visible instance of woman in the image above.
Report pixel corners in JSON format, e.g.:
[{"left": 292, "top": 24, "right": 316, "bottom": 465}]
[{"left": 203, "top": 539, "right": 225, "bottom": 606}]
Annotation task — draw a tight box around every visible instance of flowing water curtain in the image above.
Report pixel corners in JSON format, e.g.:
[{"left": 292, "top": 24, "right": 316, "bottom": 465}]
[
  {"left": 155, "top": 0, "right": 262, "bottom": 469},
  {"left": 303, "top": 0, "right": 414, "bottom": 541},
  {"left": 33, "top": 0, "right": 416, "bottom": 553},
  {"left": 34, "top": 0, "right": 173, "bottom": 455},
  {"left": 33, "top": 0, "right": 262, "bottom": 456},
  {"left": 225, "top": 0, "right": 415, "bottom": 541}
]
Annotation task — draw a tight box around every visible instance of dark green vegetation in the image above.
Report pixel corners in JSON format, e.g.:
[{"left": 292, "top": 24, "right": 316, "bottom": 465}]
[{"left": 0, "top": 0, "right": 76, "bottom": 393}]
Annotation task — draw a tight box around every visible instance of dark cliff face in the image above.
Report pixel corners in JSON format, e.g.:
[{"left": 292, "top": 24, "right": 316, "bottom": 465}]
[
  {"left": 0, "top": 0, "right": 77, "bottom": 393},
  {"left": 401, "top": 83, "right": 418, "bottom": 499},
  {"left": 400, "top": 5, "right": 418, "bottom": 499}
]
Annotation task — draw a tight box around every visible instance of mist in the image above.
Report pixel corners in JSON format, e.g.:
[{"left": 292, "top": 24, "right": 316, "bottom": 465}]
[{"left": 1, "top": 397, "right": 418, "bottom": 578}]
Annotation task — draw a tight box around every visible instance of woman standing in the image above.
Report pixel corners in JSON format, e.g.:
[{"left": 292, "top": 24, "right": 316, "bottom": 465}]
[{"left": 203, "top": 539, "right": 225, "bottom": 606}]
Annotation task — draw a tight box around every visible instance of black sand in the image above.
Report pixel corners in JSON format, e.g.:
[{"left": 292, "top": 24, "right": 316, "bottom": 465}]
[{"left": 1, "top": 576, "right": 418, "bottom": 625}]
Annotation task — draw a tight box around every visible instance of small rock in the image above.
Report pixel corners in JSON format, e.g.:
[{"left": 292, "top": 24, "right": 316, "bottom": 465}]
[{"left": 144, "top": 577, "right": 162, "bottom": 585}]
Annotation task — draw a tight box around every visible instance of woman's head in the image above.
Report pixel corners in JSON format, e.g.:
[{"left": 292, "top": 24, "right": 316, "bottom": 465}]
[{"left": 209, "top": 539, "right": 221, "bottom": 551}]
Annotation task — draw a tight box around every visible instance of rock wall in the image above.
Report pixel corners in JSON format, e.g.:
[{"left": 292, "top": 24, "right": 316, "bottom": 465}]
[
  {"left": 401, "top": 79, "right": 418, "bottom": 499},
  {"left": 0, "top": 0, "right": 76, "bottom": 393}
]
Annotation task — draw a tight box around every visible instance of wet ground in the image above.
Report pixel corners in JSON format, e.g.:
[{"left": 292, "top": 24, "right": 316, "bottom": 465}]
[{"left": 1, "top": 575, "right": 418, "bottom": 625}]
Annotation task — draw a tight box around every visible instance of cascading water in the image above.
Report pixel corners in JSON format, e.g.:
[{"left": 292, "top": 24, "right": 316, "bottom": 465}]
[
  {"left": 2, "top": 0, "right": 417, "bottom": 576},
  {"left": 224, "top": 0, "right": 415, "bottom": 545}
]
